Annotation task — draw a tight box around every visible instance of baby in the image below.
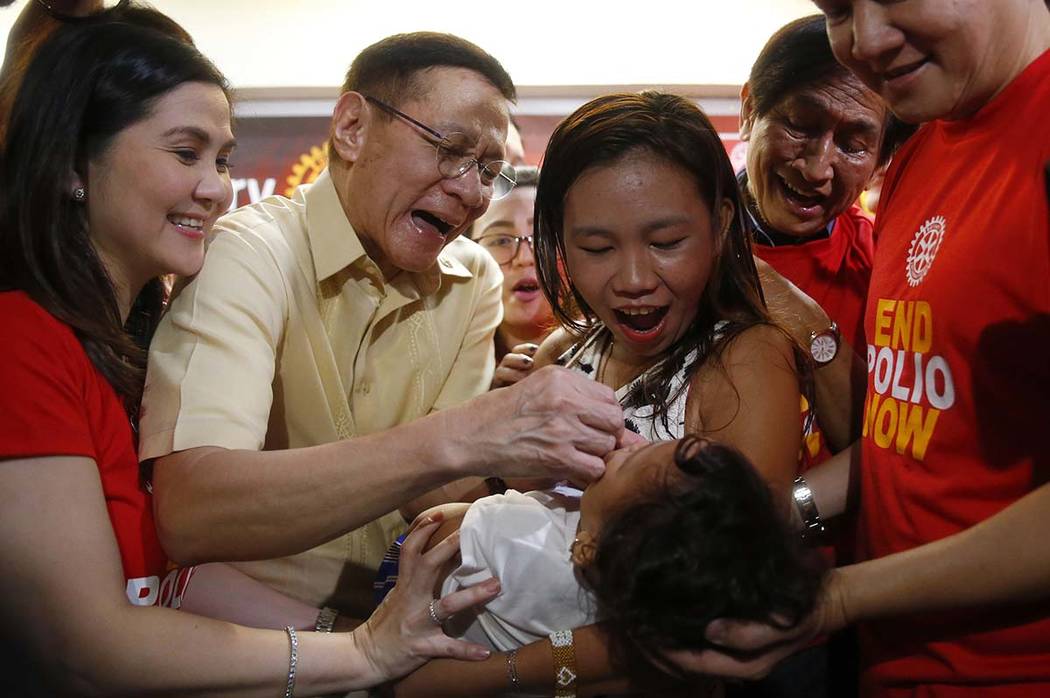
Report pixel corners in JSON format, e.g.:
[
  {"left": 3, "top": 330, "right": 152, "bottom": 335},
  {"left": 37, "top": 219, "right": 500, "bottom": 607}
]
[{"left": 420, "top": 436, "right": 824, "bottom": 679}]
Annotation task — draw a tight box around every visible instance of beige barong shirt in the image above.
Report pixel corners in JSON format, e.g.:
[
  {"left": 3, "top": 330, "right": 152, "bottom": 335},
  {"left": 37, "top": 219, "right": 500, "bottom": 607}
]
[{"left": 140, "top": 169, "right": 502, "bottom": 616}]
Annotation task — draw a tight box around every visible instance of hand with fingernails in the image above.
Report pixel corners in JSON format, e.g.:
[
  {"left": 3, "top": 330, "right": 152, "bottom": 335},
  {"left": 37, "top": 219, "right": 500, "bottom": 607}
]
[
  {"left": 491, "top": 342, "right": 539, "bottom": 388},
  {"left": 352, "top": 512, "right": 500, "bottom": 685}
]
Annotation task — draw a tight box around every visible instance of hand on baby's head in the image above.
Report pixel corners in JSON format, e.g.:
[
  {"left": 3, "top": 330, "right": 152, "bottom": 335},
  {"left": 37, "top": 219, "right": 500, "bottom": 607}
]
[{"left": 584, "top": 436, "right": 824, "bottom": 684}]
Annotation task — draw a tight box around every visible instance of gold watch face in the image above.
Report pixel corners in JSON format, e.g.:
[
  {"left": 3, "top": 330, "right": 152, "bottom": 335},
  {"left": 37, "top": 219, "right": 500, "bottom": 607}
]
[{"left": 810, "top": 332, "right": 838, "bottom": 364}]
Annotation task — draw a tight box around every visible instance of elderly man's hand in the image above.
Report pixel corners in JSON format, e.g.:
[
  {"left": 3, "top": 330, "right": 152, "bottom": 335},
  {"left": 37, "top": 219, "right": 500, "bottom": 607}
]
[{"left": 454, "top": 365, "right": 623, "bottom": 485}]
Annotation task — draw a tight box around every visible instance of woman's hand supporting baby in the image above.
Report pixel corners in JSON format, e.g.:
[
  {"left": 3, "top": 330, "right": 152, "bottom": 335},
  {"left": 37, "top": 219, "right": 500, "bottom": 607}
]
[{"left": 354, "top": 515, "right": 501, "bottom": 684}]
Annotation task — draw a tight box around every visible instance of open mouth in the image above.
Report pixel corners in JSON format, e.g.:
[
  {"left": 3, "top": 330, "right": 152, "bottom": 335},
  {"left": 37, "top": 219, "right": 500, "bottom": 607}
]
[
  {"left": 777, "top": 175, "right": 825, "bottom": 212},
  {"left": 169, "top": 215, "right": 203, "bottom": 229},
  {"left": 169, "top": 214, "right": 205, "bottom": 238},
  {"left": 511, "top": 278, "right": 541, "bottom": 301},
  {"left": 412, "top": 210, "right": 454, "bottom": 237},
  {"left": 613, "top": 306, "right": 668, "bottom": 334}
]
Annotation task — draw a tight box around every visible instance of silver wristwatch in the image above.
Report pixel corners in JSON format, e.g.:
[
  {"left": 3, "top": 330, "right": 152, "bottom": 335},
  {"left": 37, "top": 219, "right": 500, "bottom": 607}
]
[
  {"left": 314, "top": 606, "right": 338, "bottom": 633},
  {"left": 793, "top": 475, "right": 826, "bottom": 543}
]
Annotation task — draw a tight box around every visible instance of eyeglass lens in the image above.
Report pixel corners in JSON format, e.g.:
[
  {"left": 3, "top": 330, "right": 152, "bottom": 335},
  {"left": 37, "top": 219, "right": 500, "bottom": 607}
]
[
  {"left": 364, "top": 97, "right": 517, "bottom": 200},
  {"left": 479, "top": 235, "right": 532, "bottom": 264},
  {"left": 436, "top": 136, "right": 516, "bottom": 200}
]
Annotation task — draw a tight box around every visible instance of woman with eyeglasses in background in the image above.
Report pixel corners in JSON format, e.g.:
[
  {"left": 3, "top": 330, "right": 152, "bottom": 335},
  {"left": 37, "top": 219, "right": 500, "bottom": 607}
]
[{"left": 471, "top": 165, "right": 556, "bottom": 386}]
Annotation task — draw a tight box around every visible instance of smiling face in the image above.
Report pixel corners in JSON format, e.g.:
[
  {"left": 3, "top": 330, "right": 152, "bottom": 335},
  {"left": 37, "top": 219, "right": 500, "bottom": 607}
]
[
  {"left": 742, "top": 75, "right": 885, "bottom": 237},
  {"left": 344, "top": 66, "right": 510, "bottom": 277},
  {"left": 85, "top": 81, "right": 234, "bottom": 293},
  {"left": 813, "top": 0, "right": 1040, "bottom": 123},
  {"left": 562, "top": 151, "right": 725, "bottom": 364}
]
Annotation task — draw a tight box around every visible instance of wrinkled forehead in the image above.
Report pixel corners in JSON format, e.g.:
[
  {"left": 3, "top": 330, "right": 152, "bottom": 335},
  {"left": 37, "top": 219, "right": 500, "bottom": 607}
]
[
  {"left": 405, "top": 66, "right": 510, "bottom": 143},
  {"left": 779, "top": 74, "right": 888, "bottom": 127}
]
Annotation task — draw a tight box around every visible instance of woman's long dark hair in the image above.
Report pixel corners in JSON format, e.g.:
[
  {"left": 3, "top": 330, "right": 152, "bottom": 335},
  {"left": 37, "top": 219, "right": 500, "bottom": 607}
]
[
  {"left": 534, "top": 92, "right": 770, "bottom": 428},
  {"left": 0, "top": 17, "right": 229, "bottom": 414}
]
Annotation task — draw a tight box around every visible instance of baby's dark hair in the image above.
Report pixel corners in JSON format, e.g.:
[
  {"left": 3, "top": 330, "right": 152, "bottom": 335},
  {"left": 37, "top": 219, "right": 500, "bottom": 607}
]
[{"left": 587, "top": 436, "right": 824, "bottom": 685}]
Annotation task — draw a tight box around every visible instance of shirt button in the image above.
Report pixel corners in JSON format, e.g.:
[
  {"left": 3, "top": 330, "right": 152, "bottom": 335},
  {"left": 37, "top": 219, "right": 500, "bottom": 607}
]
[{"left": 358, "top": 383, "right": 371, "bottom": 395}]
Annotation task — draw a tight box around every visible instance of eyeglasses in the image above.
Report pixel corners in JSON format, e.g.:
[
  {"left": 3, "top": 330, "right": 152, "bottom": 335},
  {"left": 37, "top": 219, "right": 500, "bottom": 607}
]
[
  {"left": 365, "top": 96, "right": 516, "bottom": 200},
  {"left": 477, "top": 233, "right": 533, "bottom": 265}
]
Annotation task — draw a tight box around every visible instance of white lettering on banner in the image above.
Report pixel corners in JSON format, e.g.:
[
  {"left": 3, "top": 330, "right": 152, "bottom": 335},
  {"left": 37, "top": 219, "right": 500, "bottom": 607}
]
[
  {"left": 248, "top": 177, "right": 276, "bottom": 202},
  {"left": 228, "top": 177, "right": 277, "bottom": 210}
]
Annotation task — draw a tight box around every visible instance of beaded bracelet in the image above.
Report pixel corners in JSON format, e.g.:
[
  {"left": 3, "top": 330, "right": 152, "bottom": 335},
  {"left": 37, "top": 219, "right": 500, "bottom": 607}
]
[
  {"left": 549, "top": 629, "right": 578, "bottom": 698},
  {"left": 284, "top": 626, "right": 299, "bottom": 698}
]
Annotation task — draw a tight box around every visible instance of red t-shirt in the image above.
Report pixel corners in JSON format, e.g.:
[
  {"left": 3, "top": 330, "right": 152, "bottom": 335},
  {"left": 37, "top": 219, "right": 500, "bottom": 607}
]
[
  {"left": 754, "top": 205, "right": 875, "bottom": 353},
  {"left": 0, "top": 291, "right": 188, "bottom": 607},
  {"left": 756, "top": 206, "right": 874, "bottom": 470},
  {"left": 858, "top": 50, "right": 1050, "bottom": 696}
]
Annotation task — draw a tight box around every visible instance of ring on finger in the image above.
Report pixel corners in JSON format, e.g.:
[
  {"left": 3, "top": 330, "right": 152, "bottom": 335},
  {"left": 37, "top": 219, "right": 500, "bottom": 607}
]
[{"left": 427, "top": 599, "right": 442, "bottom": 626}]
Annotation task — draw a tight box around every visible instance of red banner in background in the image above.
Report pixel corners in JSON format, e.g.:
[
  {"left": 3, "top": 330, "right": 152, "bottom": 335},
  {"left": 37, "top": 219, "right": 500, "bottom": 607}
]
[
  {"left": 229, "top": 112, "right": 744, "bottom": 210},
  {"left": 226, "top": 116, "right": 329, "bottom": 211}
]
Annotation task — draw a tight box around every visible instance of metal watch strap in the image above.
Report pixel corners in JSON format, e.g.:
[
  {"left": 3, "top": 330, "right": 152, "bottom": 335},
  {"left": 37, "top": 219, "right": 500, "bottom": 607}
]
[
  {"left": 793, "top": 475, "right": 826, "bottom": 543},
  {"left": 314, "top": 606, "right": 338, "bottom": 633}
]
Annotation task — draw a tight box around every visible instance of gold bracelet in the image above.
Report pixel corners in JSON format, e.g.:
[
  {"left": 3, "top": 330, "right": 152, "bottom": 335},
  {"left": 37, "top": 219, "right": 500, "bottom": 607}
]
[{"left": 549, "top": 629, "right": 577, "bottom": 698}]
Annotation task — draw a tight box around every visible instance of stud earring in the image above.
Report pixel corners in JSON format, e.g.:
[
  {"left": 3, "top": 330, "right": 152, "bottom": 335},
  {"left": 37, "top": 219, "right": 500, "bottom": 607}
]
[{"left": 73, "top": 186, "right": 87, "bottom": 202}]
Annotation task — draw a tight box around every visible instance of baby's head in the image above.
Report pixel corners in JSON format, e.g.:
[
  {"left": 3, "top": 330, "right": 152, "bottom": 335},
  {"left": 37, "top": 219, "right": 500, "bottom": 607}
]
[{"left": 574, "top": 437, "right": 823, "bottom": 684}]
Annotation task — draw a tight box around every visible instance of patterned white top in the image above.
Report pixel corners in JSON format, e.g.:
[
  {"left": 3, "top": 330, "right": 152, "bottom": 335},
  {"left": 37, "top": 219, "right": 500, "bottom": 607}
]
[{"left": 555, "top": 323, "right": 728, "bottom": 441}]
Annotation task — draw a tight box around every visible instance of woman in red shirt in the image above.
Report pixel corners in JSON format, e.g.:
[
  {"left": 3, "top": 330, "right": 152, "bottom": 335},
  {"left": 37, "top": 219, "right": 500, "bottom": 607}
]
[{"left": 0, "top": 11, "right": 495, "bottom": 696}]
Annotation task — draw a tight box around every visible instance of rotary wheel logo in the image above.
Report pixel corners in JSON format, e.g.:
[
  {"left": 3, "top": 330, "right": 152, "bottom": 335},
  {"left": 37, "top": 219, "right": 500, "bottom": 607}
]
[
  {"left": 905, "top": 215, "right": 946, "bottom": 287},
  {"left": 284, "top": 145, "right": 328, "bottom": 197}
]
